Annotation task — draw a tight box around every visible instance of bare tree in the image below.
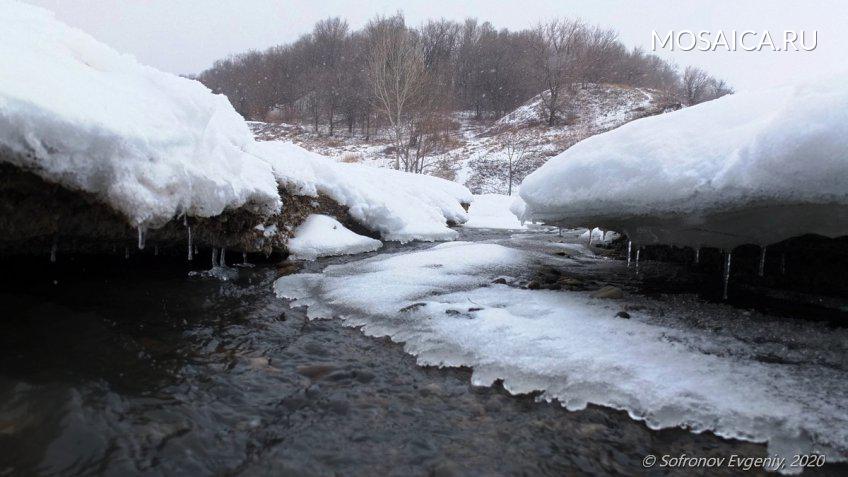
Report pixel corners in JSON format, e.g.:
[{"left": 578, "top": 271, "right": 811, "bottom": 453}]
[
  {"left": 530, "top": 19, "right": 587, "bottom": 126},
  {"left": 198, "top": 13, "right": 729, "bottom": 139},
  {"left": 366, "top": 15, "right": 427, "bottom": 172},
  {"left": 681, "top": 66, "right": 732, "bottom": 106},
  {"left": 502, "top": 130, "right": 529, "bottom": 195}
]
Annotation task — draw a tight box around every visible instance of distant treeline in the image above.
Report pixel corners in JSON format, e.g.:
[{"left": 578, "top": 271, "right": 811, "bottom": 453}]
[
  {"left": 199, "top": 14, "right": 730, "bottom": 124},
  {"left": 198, "top": 14, "right": 732, "bottom": 172}
]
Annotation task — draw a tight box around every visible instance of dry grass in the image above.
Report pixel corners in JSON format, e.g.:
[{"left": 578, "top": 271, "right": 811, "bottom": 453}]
[{"left": 340, "top": 152, "right": 364, "bottom": 163}]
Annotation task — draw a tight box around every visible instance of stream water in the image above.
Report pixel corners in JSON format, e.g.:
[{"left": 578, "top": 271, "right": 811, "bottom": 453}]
[{"left": 1, "top": 229, "right": 845, "bottom": 476}]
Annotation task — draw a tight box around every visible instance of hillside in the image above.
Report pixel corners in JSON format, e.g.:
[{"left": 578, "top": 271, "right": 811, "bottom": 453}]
[{"left": 249, "top": 83, "right": 679, "bottom": 194}]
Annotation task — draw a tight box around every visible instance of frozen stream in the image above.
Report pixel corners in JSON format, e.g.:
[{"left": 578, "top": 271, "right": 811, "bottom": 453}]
[{"left": 1, "top": 228, "right": 846, "bottom": 476}]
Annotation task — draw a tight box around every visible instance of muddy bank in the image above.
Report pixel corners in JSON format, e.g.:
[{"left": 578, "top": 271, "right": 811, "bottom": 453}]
[{"left": 0, "top": 161, "right": 372, "bottom": 260}]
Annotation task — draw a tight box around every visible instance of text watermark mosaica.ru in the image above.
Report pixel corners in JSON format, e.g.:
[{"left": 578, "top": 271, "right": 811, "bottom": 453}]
[{"left": 652, "top": 30, "right": 818, "bottom": 52}]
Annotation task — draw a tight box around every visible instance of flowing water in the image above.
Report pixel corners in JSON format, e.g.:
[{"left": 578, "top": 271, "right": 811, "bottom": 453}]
[{"left": 1, "top": 229, "right": 846, "bottom": 476}]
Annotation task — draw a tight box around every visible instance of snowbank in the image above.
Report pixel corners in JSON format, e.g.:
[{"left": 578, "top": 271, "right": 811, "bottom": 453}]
[
  {"left": 253, "top": 141, "right": 471, "bottom": 242},
  {"left": 518, "top": 78, "right": 848, "bottom": 248},
  {"left": 462, "top": 194, "right": 526, "bottom": 230},
  {"left": 0, "top": 1, "right": 281, "bottom": 228},
  {"left": 287, "top": 214, "right": 382, "bottom": 260},
  {"left": 276, "top": 242, "right": 848, "bottom": 472}
]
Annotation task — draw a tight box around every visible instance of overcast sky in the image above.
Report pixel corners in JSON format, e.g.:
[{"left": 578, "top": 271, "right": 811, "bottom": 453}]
[{"left": 24, "top": 0, "right": 847, "bottom": 91}]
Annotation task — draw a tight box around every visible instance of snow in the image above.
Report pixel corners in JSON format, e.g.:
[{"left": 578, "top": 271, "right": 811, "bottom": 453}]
[
  {"left": 275, "top": 240, "right": 848, "bottom": 472},
  {"left": 287, "top": 214, "right": 382, "bottom": 260},
  {"left": 253, "top": 141, "right": 471, "bottom": 242},
  {"left": 578, "top": 227, "right": 620, "bottom": 244},
  {"left": 0, "top": 1, "right": 473, "bottom": 243},
  {"left": 462, "top": 194, "right": 527, "bottom": 230},
  {"left": 518, "top": 77, "right": 848, "bottom": 248},
  {"left": 0, "top": 1, "right": 281, "bottom": 228}
]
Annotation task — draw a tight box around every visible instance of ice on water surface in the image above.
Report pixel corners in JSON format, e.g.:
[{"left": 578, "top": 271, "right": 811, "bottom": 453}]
[{"left": 276, "top": 241, "right": 848, "bottom": 473}]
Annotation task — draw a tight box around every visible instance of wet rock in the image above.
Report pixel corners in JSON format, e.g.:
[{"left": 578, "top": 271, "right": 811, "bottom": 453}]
[
  {"left": 276, "top": 262, "right": 301, "bottom": 276},
  {"left": 558, "top": 276, "right": 583, "bottom": 287},
  {"left": 419, "top": 383, "right": 442, "bottom": 397},
  {"left": 527, "top": 281, "right": 541, "bottom": 290},
  {"left": 491, "top": 277, "right": 507, "bottom": 285},
  {"left": 400, "top": 302, "right": 427, "bottom": 313},
  {"left": 467, "top": 307, "right": 483, "bottom": 312},
  {"left": 305, "top": 385, "right": 321, "bottom": 399},
  {"left": 590, "top": 285, "right": 623, "bottom": 299},
  {"left": 325, "top": 370, "right": 357, "bottom": 382},
  {"left": 615, "top": 311, "right": 631, "bottom": 319},
  {"left": 325, "top": 397, "right": 350, "bottom": 415},
  {"left": 296, "top": 364, "right": 337, "bottom": 380},
  {"left": 445, "top": 309, "right": 461, "bottom": 316},
  {"left": 354, "top": 370, "right": 376, "bottom": 383}
]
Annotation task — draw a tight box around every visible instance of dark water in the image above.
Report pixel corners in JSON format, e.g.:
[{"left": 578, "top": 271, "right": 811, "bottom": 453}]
[{"left": 1, "top": 231, "right": 845, "bottom": 476}]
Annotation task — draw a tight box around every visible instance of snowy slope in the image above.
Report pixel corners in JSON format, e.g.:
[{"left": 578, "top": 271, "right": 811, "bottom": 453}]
[
  {"left": 286, "top": 214, "right": 382, "bottom": 260},
  {"left": 453, "top": 84, "right": 675, "bottom": 193},
  {"left": 253, "top": 141, "right": 471, "bottom": 242},
  {"left": 247, "top": 84, "right": 676, "bottom": 196},
  {"left": 276, "top": 241, "right": 848, "bottom": 472},
  {"left": 0, "top": 1, "right": 281, "bottom": 228},
  {"left": 518, "top": 78, "right": 848, "bottom": 248}
]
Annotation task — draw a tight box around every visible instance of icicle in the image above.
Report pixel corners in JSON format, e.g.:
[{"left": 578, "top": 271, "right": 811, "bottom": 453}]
[
  {"left": 194, "top": 245, "right": 199, "bottom": 255},
  {"left": 557, "top": 227, "right": 562, "bottom": 236},
  {"left": 50, "top": 240, "right": 57, "bottom": 263},
  {"left": 154, "top": 245, "right": 159, "bottom": 256},
  {"left": 124, "top": 247, "right": 130, "bottom": 259},
  {"left": 242, "top": 251, "right": 248, "bottom": 265},
  {"left": 187, "top": 226, "right": 193, "bottom": 261},
  {"left": 219, "top": 248, "right": 226, "bottom": 267},
  {"left": 694, "top": 247, "right": 700, "bottom": 264},
  {"left": 587, "top": 228, "right": 593, "bottom": 246},
  {"left": 211, "top": 248, "right": 219, "bottom": 268},
  {"left": 137, "top": 226, "right": 146, "bottom": 250},
  {"left": 635, "top": 248, "right": 641, "bottom": 275},
  {"left": 723, "top": 251, "right": 733, "bottom": 300},
  {"left": 758, "top": 246, "right": 767, "bottom": 277},
  {"left": 626, "top": 240, "right": 632, "bottom": 268}
]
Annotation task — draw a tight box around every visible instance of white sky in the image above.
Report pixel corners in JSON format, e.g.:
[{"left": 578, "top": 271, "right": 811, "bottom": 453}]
[{"left": 23, "top": 0, "right": 848, "bottom": 91}]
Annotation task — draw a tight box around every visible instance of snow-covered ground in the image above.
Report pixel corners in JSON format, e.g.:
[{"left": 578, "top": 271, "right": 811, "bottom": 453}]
[
  {"left": 517, "top": 77, "right": 848, "bottom": 249},
  {"left": 287, "top": 214, "right": 382, "bottom": 260},
  {"left": 254, "top": 141, "right": 470, "bottom": 242},
  {"left": 0, "top": 1, "right": 281, "bottom": 228},
  {"left": 462, "top": 194, "right": 527, "bottom": 230},
  {"left": 248, "top": 84, "right": 675, "bottom": 195},
  {"left": 0, "top": 1, "right": 471, "bottom": 246},
  {"left": 276, "top": 234, "right": 848, "bottom": 473}
]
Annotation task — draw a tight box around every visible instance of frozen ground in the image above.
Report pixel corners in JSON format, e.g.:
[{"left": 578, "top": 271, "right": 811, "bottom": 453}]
[{"left": 276, "top": 229, "right": 848, "bottom": 474}]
